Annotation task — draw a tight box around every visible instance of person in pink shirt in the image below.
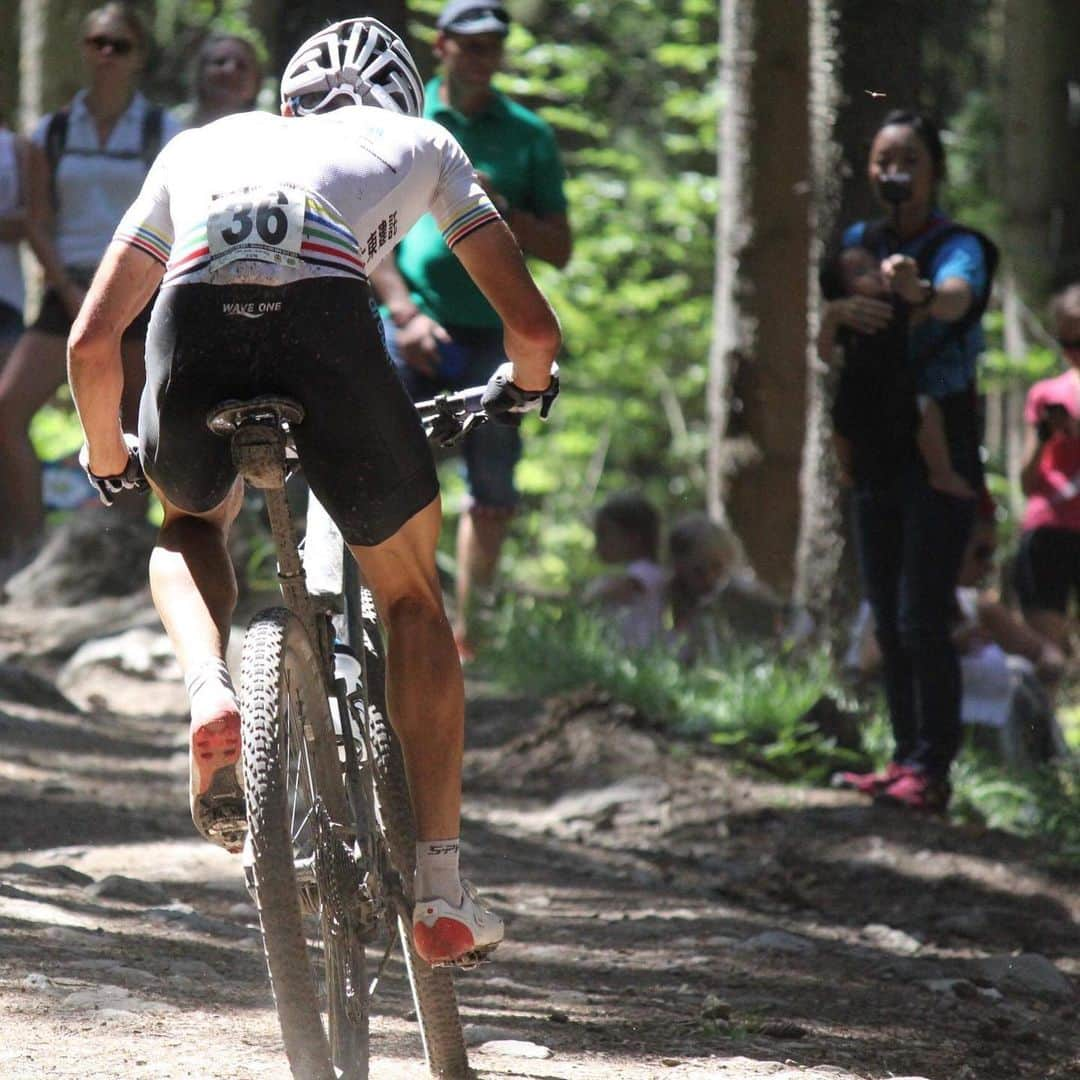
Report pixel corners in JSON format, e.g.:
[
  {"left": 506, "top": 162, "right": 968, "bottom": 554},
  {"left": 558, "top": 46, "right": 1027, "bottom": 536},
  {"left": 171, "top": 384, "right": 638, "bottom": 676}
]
[{"left": 1015, "top": 283, "right": 1080, "bottom": 651}]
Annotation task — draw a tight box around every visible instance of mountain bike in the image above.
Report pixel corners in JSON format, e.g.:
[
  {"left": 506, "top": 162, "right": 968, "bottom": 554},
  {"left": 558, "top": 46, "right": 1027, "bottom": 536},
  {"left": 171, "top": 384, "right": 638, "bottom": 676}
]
[{"left": 207, "top": 387, "right": 487, "bottom": 1080}]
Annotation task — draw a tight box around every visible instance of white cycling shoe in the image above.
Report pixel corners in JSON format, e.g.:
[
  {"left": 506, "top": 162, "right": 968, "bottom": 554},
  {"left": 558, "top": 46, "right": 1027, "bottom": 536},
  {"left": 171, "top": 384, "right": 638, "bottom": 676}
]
[{"left": 412, "top": 880, "right": 504, "bottom": 968}]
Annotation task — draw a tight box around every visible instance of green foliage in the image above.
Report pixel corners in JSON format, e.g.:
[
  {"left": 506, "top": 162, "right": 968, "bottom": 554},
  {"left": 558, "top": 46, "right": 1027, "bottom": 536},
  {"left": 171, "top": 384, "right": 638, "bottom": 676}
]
[
  {"left": 418, "top": 1, "right": 720, "bottom": 590},
  {"left": 485, "top": 598, "right": 861, "bottom": 782},
  {"left": 485, "top": 599, "right": 1079, "bottom": 857}
]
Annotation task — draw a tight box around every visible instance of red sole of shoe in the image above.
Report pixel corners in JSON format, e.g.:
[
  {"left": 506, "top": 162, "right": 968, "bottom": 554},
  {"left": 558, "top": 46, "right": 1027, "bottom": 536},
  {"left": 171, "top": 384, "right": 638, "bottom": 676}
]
[
  {"left": 192, "top": 714, "right": 241, "bottom": 796},
  {"left": 413, "top": 917, "right": 476, "bottom": 965}
]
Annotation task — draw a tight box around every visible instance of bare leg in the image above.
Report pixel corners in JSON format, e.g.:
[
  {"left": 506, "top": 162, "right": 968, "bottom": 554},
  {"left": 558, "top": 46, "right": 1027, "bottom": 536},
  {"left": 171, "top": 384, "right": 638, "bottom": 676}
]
[
  {"left": 349, "top": 495, "right": 463, "bottom": 841},
  {"left": 149, "top": 479, "right": 243, "bottom": 713},
  {"left": 0, "top": 330, "right": 68, "bottom": 557},
  {"left": 453, "top": 506, "right": 511, "bottom": 649},
  {"left": 917, "top": 396, "right": 976, "bottom": 499}
]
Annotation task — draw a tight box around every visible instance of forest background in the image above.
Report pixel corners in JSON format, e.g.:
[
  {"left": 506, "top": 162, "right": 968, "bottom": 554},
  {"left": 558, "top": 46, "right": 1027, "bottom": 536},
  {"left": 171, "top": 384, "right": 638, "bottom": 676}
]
[
  {"left": 4, "top": 1, "right": 1080, "bottom": 845},
  {"left": 7, "top": 0, "right": 1080, "bottom": 600}
]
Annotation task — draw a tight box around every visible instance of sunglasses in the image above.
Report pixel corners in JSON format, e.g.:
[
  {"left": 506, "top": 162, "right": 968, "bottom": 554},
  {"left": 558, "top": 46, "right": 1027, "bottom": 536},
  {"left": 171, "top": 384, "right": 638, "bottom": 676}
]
[
  {"left": 85, "top": 35, "right": 136, "bottom": 56},
  {"left": 1059, "top": 339, "right": 1080, "bottom": 351},
  {"left": 972, "top": 544, "right": 996, "bottom": 561}
]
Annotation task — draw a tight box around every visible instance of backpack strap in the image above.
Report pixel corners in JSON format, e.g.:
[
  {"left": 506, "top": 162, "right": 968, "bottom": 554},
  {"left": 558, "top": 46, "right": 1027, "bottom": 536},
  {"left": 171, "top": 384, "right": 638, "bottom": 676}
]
[
  {"left": 44, "top": 107, "right": 70, "bottom": 209},
  {"left": 43, "top": 103, "right": 164, "bottom": 208}
]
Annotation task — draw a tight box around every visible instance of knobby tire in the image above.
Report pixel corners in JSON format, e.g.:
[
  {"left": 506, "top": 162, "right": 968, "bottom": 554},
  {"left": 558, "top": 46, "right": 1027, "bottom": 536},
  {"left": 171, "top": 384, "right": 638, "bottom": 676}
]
[
  {"left": 348, "top": 577, "right": 469, "bottom": 1078},
  {"left": 241, "top": 607, "right": 369, "bottom": 1080}
]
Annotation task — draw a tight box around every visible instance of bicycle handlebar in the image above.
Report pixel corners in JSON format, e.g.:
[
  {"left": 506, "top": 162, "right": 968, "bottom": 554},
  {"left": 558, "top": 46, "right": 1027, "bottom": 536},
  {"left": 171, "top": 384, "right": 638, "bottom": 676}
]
[{"left": 415, "top": 386, "right": 488, "bottom": 447}]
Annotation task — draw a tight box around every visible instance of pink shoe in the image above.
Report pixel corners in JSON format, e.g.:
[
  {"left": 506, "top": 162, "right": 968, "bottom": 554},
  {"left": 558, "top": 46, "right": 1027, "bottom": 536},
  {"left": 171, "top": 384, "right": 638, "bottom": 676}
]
[
  {"left": 875, "top": 769, "right": 951, "bottom": 813},
  {"left": 836, "top": 761, "right": 909, "bottom": 796}
]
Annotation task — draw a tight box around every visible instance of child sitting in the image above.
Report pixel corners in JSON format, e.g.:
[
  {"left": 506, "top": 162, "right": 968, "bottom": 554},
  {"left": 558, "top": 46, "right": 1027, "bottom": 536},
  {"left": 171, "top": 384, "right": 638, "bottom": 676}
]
[
  {"left": 583, "top": 492, "right": 666, "bottom": 651},
  {"left": 667, "top": 514, "right": 782, "bottom": 665},
  {"left": 822, "top": 245, "right": 974, "bottom": 499}
]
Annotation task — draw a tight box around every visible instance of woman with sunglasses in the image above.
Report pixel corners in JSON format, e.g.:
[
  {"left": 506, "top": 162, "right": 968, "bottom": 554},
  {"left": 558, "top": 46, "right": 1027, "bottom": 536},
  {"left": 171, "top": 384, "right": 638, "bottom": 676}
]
[
  {"left": 185, "top": 31, "right": 264, "bottom": 128},
  {"left": 1015, "top": 283, "right": 1080, "bottom": 656},
  {"left": 0, "top": 2, "right": 181, "bottom": 574}
]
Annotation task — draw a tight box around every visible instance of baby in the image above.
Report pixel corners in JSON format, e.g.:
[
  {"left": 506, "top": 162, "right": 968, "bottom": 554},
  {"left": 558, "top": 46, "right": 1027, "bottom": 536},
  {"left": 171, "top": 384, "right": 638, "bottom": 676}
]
[{"left": 826, "top": 245, "right": 974, "bottom": 498}]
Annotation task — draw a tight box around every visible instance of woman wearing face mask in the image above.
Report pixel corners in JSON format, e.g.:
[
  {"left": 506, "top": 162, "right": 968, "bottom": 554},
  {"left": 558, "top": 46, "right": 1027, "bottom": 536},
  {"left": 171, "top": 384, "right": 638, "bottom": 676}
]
[
  {"left": 0, "top": 2, "right": 182, "bottom": 572},
  {"left": 186, "top": 32, "right": 263, "bottom": 128},
  {"left": 823, "top": 110, "right": 996, "bottom": 812}
]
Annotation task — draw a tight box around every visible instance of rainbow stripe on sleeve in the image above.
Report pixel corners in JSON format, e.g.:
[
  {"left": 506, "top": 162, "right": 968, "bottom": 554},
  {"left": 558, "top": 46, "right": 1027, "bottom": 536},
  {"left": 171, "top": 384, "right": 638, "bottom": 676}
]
[
  {"left": 114, "top": 223, "right": 172, "bottom": 266},
  {"left": 440, "top": 198, "right": 500, "bottom": 249}
]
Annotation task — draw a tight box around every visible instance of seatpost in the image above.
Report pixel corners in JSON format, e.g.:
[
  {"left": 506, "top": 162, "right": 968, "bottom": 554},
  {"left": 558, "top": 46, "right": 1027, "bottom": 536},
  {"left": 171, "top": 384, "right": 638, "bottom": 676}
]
[{"left": 230, "top": 424, "right": 322, "bottom": 654}]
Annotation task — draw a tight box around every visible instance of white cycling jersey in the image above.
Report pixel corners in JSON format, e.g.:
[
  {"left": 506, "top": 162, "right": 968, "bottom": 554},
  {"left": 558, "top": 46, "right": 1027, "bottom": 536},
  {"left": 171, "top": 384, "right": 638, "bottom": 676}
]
[{"left": 113, "top": 107, "right": 499, "bottom": 288}]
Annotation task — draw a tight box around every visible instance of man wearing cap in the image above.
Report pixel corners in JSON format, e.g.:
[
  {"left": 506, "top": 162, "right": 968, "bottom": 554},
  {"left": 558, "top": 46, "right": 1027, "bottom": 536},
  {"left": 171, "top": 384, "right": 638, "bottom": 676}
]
[{"left": 372, "top": 0, "right": 571, "bottom": 661}]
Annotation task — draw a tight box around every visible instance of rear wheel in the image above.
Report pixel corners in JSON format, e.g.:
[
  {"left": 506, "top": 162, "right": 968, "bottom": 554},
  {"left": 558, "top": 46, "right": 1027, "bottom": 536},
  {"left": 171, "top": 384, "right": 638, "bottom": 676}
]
[
  {"left": 347, "top": 572, "right": 470, "bottom": 1078},
  {"left": 241, "top": 607, "right": 370, "bottom": 1080}
]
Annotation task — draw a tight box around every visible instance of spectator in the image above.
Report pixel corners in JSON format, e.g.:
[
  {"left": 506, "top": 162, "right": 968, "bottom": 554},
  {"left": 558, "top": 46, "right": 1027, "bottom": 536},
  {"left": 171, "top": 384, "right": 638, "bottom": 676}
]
[
  {"left": 184, "top": 31, "right": 263, "bottom": 128},
  {"left": 820, "top": 244, "right": 974, "bottom": 498},
  {"left": 822, "top": 110, "right": 995, "bottom": 812},
  {"left": 0, "top": 2, "right": 181, "bottom": 571},
  {"left": 667, "top": 513, "right": 783, "bottom": 665},
  {"left": 583, "top": 493, "right": 665, "bottom": 652},
  {"left": 1014, "top": 283, "right": 1080, "bottom": 655},
  {"left": 0, "top": 119, "right": 71, "bottom": 370},
  {"left": 371, "top": 0, "right": 572, "bottom": 661},
  {"left": 843, "top": 507, "right": 1068, "bottom": 770}
]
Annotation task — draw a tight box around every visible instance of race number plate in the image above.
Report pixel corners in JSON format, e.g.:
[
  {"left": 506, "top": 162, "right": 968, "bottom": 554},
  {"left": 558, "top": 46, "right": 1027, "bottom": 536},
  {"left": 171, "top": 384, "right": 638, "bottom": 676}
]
[{"left": 207, "top": 186, "right": 306, "bottom": 270}]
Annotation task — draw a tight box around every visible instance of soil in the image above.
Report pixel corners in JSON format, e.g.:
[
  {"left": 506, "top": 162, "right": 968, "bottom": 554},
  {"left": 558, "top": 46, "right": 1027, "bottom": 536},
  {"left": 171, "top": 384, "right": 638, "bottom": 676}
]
[{"left": 0, "top": 600, "right": 1077, "bottom": 1080}]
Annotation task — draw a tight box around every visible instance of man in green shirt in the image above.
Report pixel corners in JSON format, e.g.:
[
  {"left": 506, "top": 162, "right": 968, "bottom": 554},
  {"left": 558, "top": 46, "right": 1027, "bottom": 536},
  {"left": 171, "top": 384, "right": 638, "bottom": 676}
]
[{"left": 372, "top": 0, "right": 571, "bottom": 660}]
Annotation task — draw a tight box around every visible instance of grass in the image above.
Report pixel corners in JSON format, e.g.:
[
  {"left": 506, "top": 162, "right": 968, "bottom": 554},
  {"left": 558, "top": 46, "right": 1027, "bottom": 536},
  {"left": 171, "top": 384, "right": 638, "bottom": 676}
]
[
  {"left": 484, "top": 597, "right": 866, "bottom": 783},
  {"left": 483, "top": 596, "right": 1080, "bottom": 861}
]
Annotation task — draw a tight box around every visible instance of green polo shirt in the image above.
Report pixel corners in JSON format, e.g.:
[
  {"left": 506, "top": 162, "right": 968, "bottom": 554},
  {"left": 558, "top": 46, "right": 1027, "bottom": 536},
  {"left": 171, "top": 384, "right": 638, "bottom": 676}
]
[{"left": 395, "top": 76, "right": 568, "bottom": 329}]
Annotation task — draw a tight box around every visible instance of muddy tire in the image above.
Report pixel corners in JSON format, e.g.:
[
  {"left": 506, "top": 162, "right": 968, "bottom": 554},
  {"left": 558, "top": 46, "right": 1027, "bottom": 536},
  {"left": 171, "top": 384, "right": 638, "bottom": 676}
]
[{"left": 241, "top": 607, "right": 369, "bottom": 1080}]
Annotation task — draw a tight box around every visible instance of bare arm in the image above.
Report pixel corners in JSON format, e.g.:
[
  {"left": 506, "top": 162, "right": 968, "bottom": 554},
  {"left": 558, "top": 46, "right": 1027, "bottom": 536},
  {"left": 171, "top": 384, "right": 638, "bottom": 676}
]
[
  {"left": 450, "top": 219, "right": 561, "bottom": 391},
  {"left": 15, "top": 138, "right": 86, "bottom": 318},
  {"left": 506, "top": 209, "right": 571, "bottom": 269},
  {"left": 68, "top": 242, "right": 163, "bottom": 475},
  {"left": 368, "top": 259, "right": 448, "bottom": 377},
  {"left": 976, "top": 595, "right": 1065, "bottom": 677},
  {"left": 882, "top": 255, "right": 974, "bottom": 323},
  {"left": 1019, "top": 423, "right": 1046, "bottom": 497}
]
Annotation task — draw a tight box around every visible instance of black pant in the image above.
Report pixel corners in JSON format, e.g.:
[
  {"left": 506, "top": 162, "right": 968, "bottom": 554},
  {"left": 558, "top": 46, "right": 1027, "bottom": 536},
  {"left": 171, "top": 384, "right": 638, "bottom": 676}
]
[{"left": 853, "top": 466, "right": 975, "bottom": 778}]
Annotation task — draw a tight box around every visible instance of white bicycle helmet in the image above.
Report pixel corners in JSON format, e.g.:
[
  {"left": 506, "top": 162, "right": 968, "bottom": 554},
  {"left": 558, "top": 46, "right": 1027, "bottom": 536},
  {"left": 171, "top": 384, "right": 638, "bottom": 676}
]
[{"left": 280, "top": 18, "right": 424, "bottom": 118}]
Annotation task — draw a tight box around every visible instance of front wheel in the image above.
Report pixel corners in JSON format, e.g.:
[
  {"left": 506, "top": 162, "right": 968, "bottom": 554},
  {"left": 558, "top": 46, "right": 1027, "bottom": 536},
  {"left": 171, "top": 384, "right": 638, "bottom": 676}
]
[{"left": 241, "top": 607, "right": 370, "bottom": 1080}]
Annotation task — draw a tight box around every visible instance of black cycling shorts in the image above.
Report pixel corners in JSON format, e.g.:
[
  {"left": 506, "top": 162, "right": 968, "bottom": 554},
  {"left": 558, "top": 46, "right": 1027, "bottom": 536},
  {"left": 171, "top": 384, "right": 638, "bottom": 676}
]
[
  {"left": 1014, "top": 526, "right": 1080, "bottom": 615},
  {"left": 139, "top": 277, "right": 438, "bottom": 546}
]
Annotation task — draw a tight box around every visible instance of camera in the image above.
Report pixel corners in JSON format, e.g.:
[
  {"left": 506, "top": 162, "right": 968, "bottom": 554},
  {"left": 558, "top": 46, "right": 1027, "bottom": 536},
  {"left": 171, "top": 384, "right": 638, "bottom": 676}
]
[
  {"left": 1037, "top": 402, "right": 1069, "bottom": 443},
  {"left": 878, "top": 173, "right": 912, "bottom": 205}
]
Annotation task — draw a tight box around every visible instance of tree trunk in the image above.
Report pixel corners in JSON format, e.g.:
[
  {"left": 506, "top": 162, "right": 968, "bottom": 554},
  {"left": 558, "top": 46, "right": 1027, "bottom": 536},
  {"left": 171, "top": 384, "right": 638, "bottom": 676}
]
[
  {"left": 792, "top": 0, "right": 844, "bottom": 624},
  {"left": 707, "top": 0, "right": 812, "bottom": 594},
  {"left": 19, "top": 0, "right": 101, "bottom": 128},
  {"left": 999, "top": 0, "right": 1080, "bottom": 303}
]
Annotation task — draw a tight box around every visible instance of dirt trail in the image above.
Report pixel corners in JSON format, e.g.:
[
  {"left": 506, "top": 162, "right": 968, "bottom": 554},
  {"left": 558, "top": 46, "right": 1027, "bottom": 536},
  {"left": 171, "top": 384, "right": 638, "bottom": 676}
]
[{"left": 0, "top": 611, "right": 1077, "bottom": 1080}]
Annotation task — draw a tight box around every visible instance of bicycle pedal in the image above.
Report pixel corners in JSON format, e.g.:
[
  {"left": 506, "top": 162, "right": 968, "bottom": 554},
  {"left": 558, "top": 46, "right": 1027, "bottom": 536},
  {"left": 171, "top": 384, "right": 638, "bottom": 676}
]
[
  {"left": 430, "top": 944, "right": 498, "bottom": 971},
  {"left": 207, "top": 815, "right": 247, "bottom": 853}
]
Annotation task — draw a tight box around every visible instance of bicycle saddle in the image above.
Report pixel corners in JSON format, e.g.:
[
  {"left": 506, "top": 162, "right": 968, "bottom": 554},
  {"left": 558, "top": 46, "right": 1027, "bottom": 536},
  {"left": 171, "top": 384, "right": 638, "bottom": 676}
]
[{"left": 206, "top": 396, "right": 306, "bottom": 436}]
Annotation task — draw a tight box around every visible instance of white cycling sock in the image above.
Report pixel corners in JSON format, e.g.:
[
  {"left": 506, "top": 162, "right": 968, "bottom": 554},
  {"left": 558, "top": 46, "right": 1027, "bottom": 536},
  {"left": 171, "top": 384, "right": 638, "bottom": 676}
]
[
  {"left": 184, "top": 658, "right": 237, "bottom": 718},
  {"left": 415, "top": 839, "right": 463, "bottom": 906}
]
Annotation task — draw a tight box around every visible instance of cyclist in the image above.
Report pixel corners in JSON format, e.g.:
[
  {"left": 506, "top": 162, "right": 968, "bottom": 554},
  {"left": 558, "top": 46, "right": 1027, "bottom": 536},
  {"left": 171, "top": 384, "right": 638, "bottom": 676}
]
[{"left": 66, "top": 17, "right": 561, "bottom": 967}]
